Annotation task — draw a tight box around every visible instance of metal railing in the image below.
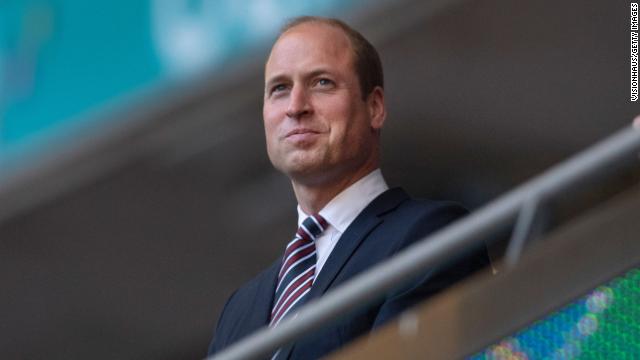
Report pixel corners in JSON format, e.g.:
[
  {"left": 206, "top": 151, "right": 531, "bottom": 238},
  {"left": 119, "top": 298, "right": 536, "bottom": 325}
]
[{"left": 209, "top": 125, "right": 640, "bottom": 360}]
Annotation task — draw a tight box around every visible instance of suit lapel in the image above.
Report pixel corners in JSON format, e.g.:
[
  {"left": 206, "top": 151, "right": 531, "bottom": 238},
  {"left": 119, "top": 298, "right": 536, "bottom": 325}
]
[
  {"left": 307, "top": 188, "right": 409, "bottom": 299},
  {"left": 247, "top": 261, "right": 279, "bottom": 331}
]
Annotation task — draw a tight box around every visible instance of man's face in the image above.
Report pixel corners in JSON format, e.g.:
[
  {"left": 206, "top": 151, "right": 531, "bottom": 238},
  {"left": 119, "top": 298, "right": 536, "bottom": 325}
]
[{"left": 263, "top": 23, "right": 384, "bottom": 186}]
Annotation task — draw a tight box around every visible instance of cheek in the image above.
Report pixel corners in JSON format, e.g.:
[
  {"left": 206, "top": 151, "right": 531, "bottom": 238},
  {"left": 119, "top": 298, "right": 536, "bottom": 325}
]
[
  {"left": 329, "top": 106, "right": 369, "bottom": 153},
  {"left": 322, "top": 98, "right": 352, "bottom": 132},
  {"left": 263, "top": 107, "right": 281, "bottom": 141},
  {"left": 264, "top": 125, "right": 281, "bottom": 159}
]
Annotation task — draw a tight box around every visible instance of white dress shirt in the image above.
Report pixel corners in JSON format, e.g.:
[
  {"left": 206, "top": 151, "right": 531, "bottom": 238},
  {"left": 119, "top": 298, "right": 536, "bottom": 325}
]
[{"left": 296, "top": 169, "right": 389, "bottom": 275}]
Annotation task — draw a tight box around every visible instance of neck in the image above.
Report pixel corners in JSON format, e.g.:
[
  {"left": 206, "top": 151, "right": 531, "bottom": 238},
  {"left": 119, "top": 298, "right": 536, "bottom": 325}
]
[{"left": 292, "top": 163, "right": 379, "bottom": 214}]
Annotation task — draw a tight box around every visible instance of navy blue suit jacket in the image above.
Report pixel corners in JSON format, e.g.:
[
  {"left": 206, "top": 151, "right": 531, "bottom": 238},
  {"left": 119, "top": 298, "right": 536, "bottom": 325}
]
[{"left": 208, "top": 188, "right": 489, "bottom": 359}]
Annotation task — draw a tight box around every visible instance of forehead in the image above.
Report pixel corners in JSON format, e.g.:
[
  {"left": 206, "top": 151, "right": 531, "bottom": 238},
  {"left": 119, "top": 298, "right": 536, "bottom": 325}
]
[{"left": 265, "top": 23, "right": 355, "bottom": 77}]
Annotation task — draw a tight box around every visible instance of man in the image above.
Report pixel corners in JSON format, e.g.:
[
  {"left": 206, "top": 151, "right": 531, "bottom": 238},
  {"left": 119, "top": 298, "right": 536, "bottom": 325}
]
[{"left": 208, "top": 16, "right": 489, "bottom": 359}]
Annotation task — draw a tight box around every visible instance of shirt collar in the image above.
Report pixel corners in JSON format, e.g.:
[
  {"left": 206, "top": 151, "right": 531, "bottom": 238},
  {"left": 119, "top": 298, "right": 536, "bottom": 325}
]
[{"left": 297, "top": 169, "right": 389, "bottom": 233}]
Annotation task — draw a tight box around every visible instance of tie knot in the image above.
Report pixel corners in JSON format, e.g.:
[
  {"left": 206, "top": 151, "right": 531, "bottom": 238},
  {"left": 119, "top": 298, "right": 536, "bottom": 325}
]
[{"left": 298, "top": 214, "right": 328, "bottom": 241}]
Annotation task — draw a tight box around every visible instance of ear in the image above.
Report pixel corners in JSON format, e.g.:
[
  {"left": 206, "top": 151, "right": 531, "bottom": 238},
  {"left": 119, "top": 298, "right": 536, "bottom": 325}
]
[{"left": 367, "top": 86, "right": 386, "bottom": 130}]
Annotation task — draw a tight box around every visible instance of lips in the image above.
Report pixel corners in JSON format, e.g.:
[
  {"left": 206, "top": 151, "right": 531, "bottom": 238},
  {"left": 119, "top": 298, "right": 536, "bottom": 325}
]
[
  {"left": 285, "top": 128, "right": 320, "bottom": 138},
  {"left": 283, "top": 128, "right": 322, "bottom": 144}
]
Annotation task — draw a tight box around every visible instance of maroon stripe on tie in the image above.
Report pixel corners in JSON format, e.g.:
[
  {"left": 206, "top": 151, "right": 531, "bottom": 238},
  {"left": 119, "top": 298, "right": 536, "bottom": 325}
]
[
  {"left": 277, "top": 244, "right": 315, "bottom": 281},
  {"left": 282, "top": 237, "right": 305, "bottom": 259},
  {"left": 276, "top": 250, "right": 315, "bottom": 292},
  {"left": 271, "top": 275, "right": 314, "bottom": 324},
  {"left": 271, "top": 266, "right": 315, "bottom": 318},
  {"left": 296, "top": 227, "right": 313, "bottom": 241},
  {"left": 310, "top": 214, "right": 328, "bottom": 231},
  {"left": 281, "top": 240, "right": 313, "bottom": 269}
]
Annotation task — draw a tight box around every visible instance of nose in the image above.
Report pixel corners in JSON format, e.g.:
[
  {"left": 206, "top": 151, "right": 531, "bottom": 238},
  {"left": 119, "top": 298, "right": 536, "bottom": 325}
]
[{"left": 286, "top": 85, "right": 312, "bottom": 119}]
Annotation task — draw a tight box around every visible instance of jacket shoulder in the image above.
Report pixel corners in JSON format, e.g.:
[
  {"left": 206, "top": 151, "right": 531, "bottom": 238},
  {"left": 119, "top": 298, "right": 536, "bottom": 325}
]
[{"left": 381, "top": 194, "right": 469, "bottom": 249}]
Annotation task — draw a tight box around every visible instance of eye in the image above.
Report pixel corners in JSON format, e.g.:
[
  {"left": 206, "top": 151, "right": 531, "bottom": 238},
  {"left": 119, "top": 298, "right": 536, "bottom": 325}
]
[
  {"left": 270, "top": 83, "right": 288, "bottom": 95},
  {"left": 317, "top": 78, "right": 334, "bottom": 87}
]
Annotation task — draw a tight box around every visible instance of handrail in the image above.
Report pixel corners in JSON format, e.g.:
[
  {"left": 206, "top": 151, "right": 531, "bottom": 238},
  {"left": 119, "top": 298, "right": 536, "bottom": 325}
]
[{"left": 209, "top": 126, "right": 640, "bottom": 360}]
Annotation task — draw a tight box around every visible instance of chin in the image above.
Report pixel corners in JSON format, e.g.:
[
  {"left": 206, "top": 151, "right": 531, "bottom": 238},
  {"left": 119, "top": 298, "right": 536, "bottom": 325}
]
[
  {"left": 283, "top": 162, "right": 320, "bottom": 177},
  {"left": 281, "top": 161, "right": 329, "bottom": 184},
  {"left": 283, "top": 151, "right": 321, "bottom": 169}
]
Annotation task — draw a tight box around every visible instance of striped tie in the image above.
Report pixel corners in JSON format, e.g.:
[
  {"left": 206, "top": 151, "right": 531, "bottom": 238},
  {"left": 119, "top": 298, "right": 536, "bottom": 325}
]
[{"left": 270, "top": 214, "right": 328, "bottom": 327}]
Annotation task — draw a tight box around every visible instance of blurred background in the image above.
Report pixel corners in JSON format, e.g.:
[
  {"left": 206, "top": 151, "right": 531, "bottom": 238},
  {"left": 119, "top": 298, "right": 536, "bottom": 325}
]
[{"left": 0, "top": 0, "right": 638, "bottom": 359}]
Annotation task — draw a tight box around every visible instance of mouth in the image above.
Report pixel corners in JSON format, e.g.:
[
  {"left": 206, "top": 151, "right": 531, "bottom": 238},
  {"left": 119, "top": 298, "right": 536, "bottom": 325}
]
[
  {"left": 285, "top": 128, "right": 320, "bottom": 138},
  {"left": 283, "top": 128, "right": 322, "bottom": 144},
  {"left": 284, "top": 128, "right": 322, "bottom": 138}
]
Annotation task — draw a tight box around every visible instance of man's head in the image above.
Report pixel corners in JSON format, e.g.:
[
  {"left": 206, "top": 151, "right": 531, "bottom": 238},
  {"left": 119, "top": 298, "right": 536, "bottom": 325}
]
[
  {"left": 280, "top": 17, "right": 384, "bottom": 101},
  {"left": 263, "top": 17, "right": 386, "bottom": 188}
]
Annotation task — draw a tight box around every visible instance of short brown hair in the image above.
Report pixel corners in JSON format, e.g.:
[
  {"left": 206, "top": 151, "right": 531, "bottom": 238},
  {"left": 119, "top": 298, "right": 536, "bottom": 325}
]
[{"left": 279, "top": 16, "right": 384, "bottom": 100}]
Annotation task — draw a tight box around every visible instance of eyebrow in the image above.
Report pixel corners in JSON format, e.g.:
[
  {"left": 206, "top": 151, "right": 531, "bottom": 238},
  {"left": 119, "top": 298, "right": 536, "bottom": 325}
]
[
  {"left": 265, "top": 68, "right": 335, "bottom": 91},
  {"left": 265, "top": 74, "right": 288, "bottom": 92}
]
